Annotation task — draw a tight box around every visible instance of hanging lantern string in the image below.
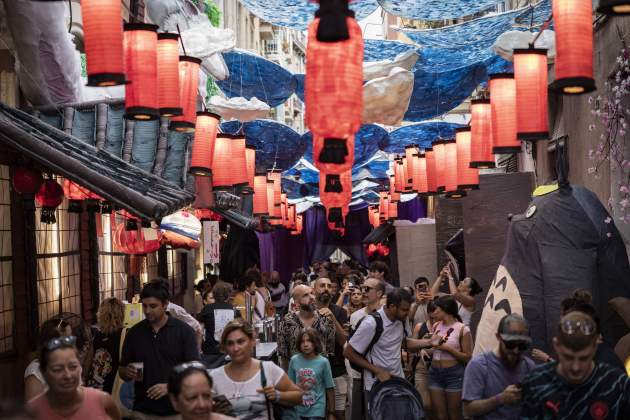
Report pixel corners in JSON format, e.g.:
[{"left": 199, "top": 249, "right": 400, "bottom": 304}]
[
  {"left": 176, "top": 24, "right": 188, "bottom": 56},
  {"left": 529, "top": 15, "right": 553, "bottom": 48}
]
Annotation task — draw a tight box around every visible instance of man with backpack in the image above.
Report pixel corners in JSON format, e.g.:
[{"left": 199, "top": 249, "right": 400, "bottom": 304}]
[{"left": 344, "top": 288, "right": 440, "bottom": 417}]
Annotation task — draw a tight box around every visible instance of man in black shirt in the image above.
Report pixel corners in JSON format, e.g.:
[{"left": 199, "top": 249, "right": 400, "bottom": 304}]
[
  {"left": 314, "top": 276, "right": 349, "bottom": 420},
  {"left": 199, "top": 281, "right": 241, "bottom": 368},
  {"left": 521, "top": 311, "right": 630, "bottom": 419},
  {"left": 119, "top": 279, "right": 199, "bottom": 419}
]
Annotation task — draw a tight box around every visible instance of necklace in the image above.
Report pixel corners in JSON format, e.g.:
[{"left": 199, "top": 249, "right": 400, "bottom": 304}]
[{"left": 232, "top": 381, "right": 246, "bottom": 399}]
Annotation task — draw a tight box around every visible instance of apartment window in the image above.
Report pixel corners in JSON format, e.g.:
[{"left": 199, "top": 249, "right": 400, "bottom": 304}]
[
  {"left": 98, "top": 214, "right": 128, "bottom": 303},
  {"left": 0, "top": 165, "right": 14, "bottom": 353},
  {"left": 264, "top": 40, "right": 278, "bottom": 55},
  {"left": 36, "top": 179, "right": 81, "bottom": 324},
  {"left": 140, "top": 252, "right": 159, "bottom": 285}
]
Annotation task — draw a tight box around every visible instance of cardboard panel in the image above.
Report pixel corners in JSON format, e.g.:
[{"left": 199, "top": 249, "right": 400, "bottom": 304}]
[{"left": 395, "top": 219, "right": 437, "bottom": 288}]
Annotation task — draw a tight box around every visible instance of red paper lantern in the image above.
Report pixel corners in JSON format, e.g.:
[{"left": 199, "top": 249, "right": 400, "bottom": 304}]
[
  {"left": 35, "top": 179, "right": 64, "bottom": 224},
  {"left": 280, "top": 193, "right": 288, "bottom": 225},
  {"left": 598, "top": 0, "right": 630, "bottom": 15},
  {"left": 412, "top": 152, "right": 428, "bottom": 194},
  {"left": 305, "top": 17, "right": 363, "bottom": 140},
  {"left": 267, "top": 170, "right": 282, "bottom": 208},
  {"left": 320, "top": 171, "right": 352, "bottom": 229},
  {"left": 124, "top": 24, "right": 159, "bottom": 120},
  {"left": 12, "top": 167, "right": 43, "bottom": 195},
  {"left": 231, "top": 136, "right": 249, "bottom": 188},
  {"left": 456, "top": 127, "right": 479, "bottom": 190},
  {"left": 443, "top": 140, "right": 459, "bottom": 193},
  {"left": 389, "top": 175, "right": 400, "bottom": 203},
  {"left": 287, "top": 204, "right": 296, "bottom": 230},
  {"left": 551, "top": 0, "right": 595, "bottom": 94},
  {"left": 245, "top": 145, "right": 256, "bottom": 189},
  {"left": 313, "top": 135, "right": 355, "bottom": 174},
  {"left": 394, "top": 159, "right": 404, "bottom": 193},
  {"left": 470, "top": 98, "right": 496, "bottom": 169},
  {"left": 489, "top": 74, "right": 521, "bottom": 154},
  {"left": 82, "top": 0, "right": 125, "bottom": 87},
  {"left": 433, "top": 140, "right": 447, "bottom": 192},
  {"left": 253, "top": 174, "right": 269, "bottom": 216},
  {"left": 157, "top": 33, "right": 183, "bottom": 117},
  {"left": 401, "top": 156, "right": 413, "bottom": 192},
  {"left": 266, "top": 179, "right": 279, "bottom": 219},
  {"left": 192, "top": 175, "right": 215, "bottom": 209},
  {"left": 62, "top": 179, "right": 93, "bottom": 213},
  {"left": 291, "top": 214, "right": 303, "bottom": 235},
  {"left": 425, "top": 148, "right": 438, "bottom": 194},
  {"left": 405, "top": 145, "right": 417, "bottom": 190},
  {"left": 379, "top": 192, "right": 389, "bottom": 220},
  {"left": 514, "top": 47, "right": 549, "bottom": 140},
  {"left": 189, "top": 112, "right": 220, "bottom": 176},
  {"left": 194, "top": 209, "right": 222, "bottom": 221},
  {"left": 113, "top": 223, "right": 162, "bottom": 255},
  {"left": 170, "top": 56, "right": 202, "bottom": 132},
  {"left": 388, "top": 195, "right": 398, "bottom": 220},
  {"left": 211, "top": 134, "right": 239, "bottom": 189}
]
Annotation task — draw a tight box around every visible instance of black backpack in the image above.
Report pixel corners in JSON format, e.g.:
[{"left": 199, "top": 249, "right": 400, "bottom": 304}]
[{"left": 348, "top": 311, "right": 384, "bottom": 372}]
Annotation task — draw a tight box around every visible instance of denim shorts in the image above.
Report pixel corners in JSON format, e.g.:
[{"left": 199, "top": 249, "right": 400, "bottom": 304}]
[{"left": 428, "top": 364, "right": 465, "bottom": 392}]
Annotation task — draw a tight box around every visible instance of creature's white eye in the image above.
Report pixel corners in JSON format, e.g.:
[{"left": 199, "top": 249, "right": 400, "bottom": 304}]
[{"left": 526, "top": 205, "right": 537, "bottom": 218}]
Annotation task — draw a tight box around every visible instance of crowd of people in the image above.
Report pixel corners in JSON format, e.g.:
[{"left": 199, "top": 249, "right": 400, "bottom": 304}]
[{"left": 13, "top": 259, "right": 630, "bottom": 420}]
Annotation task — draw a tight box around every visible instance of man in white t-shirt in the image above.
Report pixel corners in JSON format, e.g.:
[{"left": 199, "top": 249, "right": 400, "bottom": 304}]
[
  {"left": 345, "top": 288, "right": 439, "bottom": 416},
  {"left": 346, "top": 277, "right": 385, "bottom": 420}
]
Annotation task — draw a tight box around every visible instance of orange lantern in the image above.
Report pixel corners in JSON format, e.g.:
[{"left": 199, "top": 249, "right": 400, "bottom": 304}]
[
  {"left": 267, "top": 170, "right": 282, "bottom": 207},
  {"left": 124, "top": 24, "right": 159, "bottom": 120},
  {"left": 551, "top": 0, "right": 595, "bottom": 94},
  {"left": 456, "top": 127, "right": 479, "bottom": 190},
  {"left": 379, "top": 192, "right": 389, "bottom": 220},
  {"left": 387, "top": 195, "right": 398, "bottom": 220},
  {"left": 425, "top": 148, "right": 438, "bottom": 194},
  {"left": 189, "top": 112, "right": 220, "bottom": 176},
  {"left": 63, "top": 179, "right": 91, "bottom": 213},
  {"left": 433, "top": 140, "right": 447, "bottom": 192},
  {"left": 113, "top": 223, "right": 162, "bottom": 255},
  {"left": 305, "top": 16, "right": 363, "bottom": 140},
  {"left": 157, "top": 33, "right": 183, "bottom": 117},
  {"left": 389, "top": 175, "right": 400, "bottom": 203},
  {"left": 82, "top": 0, "right": 125, "bottom": 86},
  {"left": 192, "top": 175, "right": 215, "bottom": 209},
  {"left": 514, "top": 47, "right": 549, "bottom": 140},
  {"left": 292, "top": 214, "right": 303, "bottom": 235},
  {"left": 598, "top": 0, "right": 630, "bottom": 14},
  {"left": 266, "top": 179, "right": 279, "bottom": 219},
  {"left": 211, "top": 134, "right": 239, "bottom": 189},
  {"left": 402, "top": 156, "right": 413, "bottom": 192},
  {"left": 253, "top": 174, "right": 269, "bottom": 216},
  {"left": 287, "top": 204, "right": 296, "bottom": 230},
  {"left": 245, "top": 145, "right": 256, "bottom": 190},
  {"left": 313, "top": 135, "right": 355, "bottom": 174},
  {"left": 320, "top": 171, "right": 352, "bottom": 226},
  {"left": 230, "top": 135, "right": 249, "bottom": 188},
  {"left": 443, "top": 140, "right": 459, "bottom": 193},
  {"left": 412, "top": 152, "right": 428, "bottom": 194},
  {"left": 489, "top": 74, "right": 520, "bottom": 154},
  {"left": 470, "top": 98, "right": 496, "bottom": 169},
  {"left": 170, "top": 56, "right": 202, "bottom": 132},
  {"left": 394, "top": 159, "right": 405, "bottom": 193},
  {"left": 405, "top": 145, "right": 417, "bottom": 190}
]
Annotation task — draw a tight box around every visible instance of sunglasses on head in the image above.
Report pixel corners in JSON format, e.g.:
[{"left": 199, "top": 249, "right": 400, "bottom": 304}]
[
  {"left": 560, "top": 318, "right": 596, "bottom": 336},
  {"left": 172, "top": 361, "right": 207, "bottom": 374},
  {"left": 44, "top": 335, "right": 76, "bottom": 351},
  {"left": 503, "top": 340, "right": 529, "bottom": 351}
]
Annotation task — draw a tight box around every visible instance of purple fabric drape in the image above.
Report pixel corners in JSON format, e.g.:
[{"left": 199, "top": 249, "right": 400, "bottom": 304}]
[
  {"left": 256, "top": 229, "right": 305, "bottom": 286},
  {"left": 397, "top": 197, "right": 427, "bottom": 222}
]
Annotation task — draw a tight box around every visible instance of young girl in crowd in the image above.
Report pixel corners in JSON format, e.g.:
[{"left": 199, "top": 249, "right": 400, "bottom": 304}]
[
  {"left": 428, "top": 295, "right": 473, "bottom": 420},
  {"left": 288, "top": 328, "right": 335, "bottom": 420}
]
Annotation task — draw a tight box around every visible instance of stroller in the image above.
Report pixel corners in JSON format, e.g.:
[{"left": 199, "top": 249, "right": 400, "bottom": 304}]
[{"left": 368, "top": 377, "right": 425, "bottom": 420}]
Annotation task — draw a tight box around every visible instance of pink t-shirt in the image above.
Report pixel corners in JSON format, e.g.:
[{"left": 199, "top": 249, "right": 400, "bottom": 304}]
[
  {"left": 29, "top": 387, "right": 109, "bottom": 420},
  {"left": 432, "top": 321, "right": 469, "bottom": 361}
]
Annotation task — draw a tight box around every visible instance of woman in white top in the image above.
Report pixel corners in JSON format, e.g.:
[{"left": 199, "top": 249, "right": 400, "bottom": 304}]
[
  {"left": 24, "top": 318, "right": 73, "bottom": 401},
  {"left": 430, "top": 265, "right": 483, "bottom": 327},
  {"left": 210, "top": 319, "right": 302, "bottom": 420}
]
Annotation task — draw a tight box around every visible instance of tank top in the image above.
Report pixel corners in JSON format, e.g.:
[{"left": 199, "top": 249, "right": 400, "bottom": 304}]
[
  {"left": 458, "top": 303, "right": 473, "bottom": 327},
  {"left": 29, "top": 387, "right": 109, "bottom": 420},
  {"left": 432, "top": 321, "right": 469, "bottom": 361}
]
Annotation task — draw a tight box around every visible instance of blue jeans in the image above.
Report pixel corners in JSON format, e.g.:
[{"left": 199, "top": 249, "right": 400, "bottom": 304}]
[{"left": 428, "top": 364, "right": 465, "bottom": 392}]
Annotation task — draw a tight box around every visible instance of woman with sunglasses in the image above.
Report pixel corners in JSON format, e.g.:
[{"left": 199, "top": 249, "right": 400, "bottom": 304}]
[
  {"left": 210, "top": 319, "right": 302, "bottom": 419},
  {"left": 28, "top": 336, "right": 120, "bottom": 420},
  {"left": 168, "top": 362, "right": 235, "bottom": 420},
  {"left": 428, "top": 295, "right": 472, "bottom": 420}
]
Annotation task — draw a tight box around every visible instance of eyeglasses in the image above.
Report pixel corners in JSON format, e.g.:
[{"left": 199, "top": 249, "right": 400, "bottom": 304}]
[
  {"left": 560, "top": 319, "right": 596, "bottom": 336},
  {"left": 172, "top": 361, "right": 207, "bottom": 374},
  {"left": 44, "top": 335, "right": 76, "bottom": 351},
  {"left": 504, "top": 340, "right": 529, "bottom": 351}
]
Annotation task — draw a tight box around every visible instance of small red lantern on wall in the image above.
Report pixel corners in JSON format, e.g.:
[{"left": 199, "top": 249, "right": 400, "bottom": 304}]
[
  {"left": 82, "top": 0, "right": 125, "bottom": 87},
  {"left": 489, "top": 74, "right": 521, "bottom": 154},
  {"left": 455, "top": 127, "right": 479, "bottom": 190},
  {"left": 13, "top": 167, "right": 43, "bottom": 195},
  {"left": 514, "top": 47, "right": 549, "bottom": 140},
  {"left": 63, "top": 179, "right": 91, "bottom": 213},
  {"left": 170, "top": 56, "right": 202, "bottom": 132},
  {"left": 470, "top": 98, "right": 496, "bottom": 169},
  {"left": 253, "top": 174, "right": 269, "bottom": 216},
  {"left": 189, "top": 112, "right": 221, "bottom": 176},
  {"left": 157, "top": 33, "right": 183, "bottom": 117},
  {"left": 551, "top": 0, "right": 595, "bottom": 94},
  {"left": 35, "top": 178, "right": 64, "bottom": 224},
  {"left": 124, "top": 24, "right": 159, "bottom": 121},
  {"left": 113, "top": 223, "right": 162, "bottom": 255}
]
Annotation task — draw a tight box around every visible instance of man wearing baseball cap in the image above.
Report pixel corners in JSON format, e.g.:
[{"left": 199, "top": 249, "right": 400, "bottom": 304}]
[{"left": 462, "top": 313, "right": 535, "bottom": 420}]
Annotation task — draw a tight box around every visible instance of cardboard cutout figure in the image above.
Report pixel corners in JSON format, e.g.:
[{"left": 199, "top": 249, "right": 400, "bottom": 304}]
[{"left": 474, "top": 184, "right": 630, "bottom": 355}]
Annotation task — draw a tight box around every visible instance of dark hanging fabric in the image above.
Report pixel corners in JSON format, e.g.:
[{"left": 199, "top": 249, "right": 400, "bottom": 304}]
[
  {"left": 256, "top": 229, "right": 305, "bottom": 286},
  {"left": 219, "top": 224, "right": 260, "bottom": 283},
  {"left": 397, "top": 197, "right": 427, "bottom": 222}
]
